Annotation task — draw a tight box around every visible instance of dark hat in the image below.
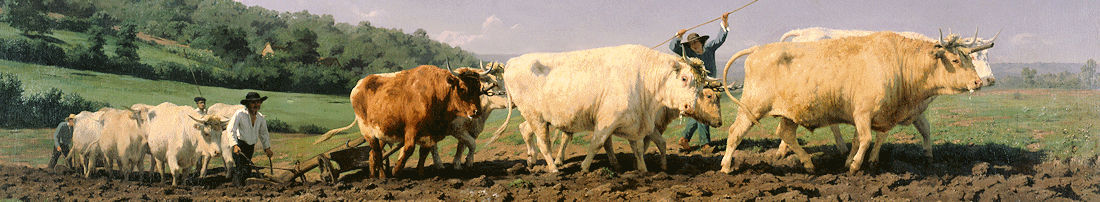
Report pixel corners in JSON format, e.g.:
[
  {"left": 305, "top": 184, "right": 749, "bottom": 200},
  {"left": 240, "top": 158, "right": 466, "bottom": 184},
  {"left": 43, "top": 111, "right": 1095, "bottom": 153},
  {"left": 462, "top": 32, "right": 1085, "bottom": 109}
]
[
  {"left": 194, "top": 97, "right": 206, "bottom": 102},
  {"left": 239, "top": 92, "right": 268, "bottom": 105},
  {"left": 680, "top": 33, "right": 709, "bottom": 44}
]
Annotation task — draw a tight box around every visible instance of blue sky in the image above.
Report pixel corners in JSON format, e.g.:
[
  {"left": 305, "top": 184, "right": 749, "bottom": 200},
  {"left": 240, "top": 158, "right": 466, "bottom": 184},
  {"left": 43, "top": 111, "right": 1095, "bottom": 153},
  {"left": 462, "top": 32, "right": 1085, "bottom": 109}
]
[{"left": 235, "top": 0, "right": 1098, "bottom": 63}]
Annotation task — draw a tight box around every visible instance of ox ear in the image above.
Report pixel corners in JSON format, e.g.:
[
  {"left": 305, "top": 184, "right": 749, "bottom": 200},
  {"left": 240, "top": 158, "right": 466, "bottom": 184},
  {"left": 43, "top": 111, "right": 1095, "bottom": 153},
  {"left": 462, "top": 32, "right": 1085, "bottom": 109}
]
[{"left": 932, "top": 50, "right": 946, "bottom": 59}]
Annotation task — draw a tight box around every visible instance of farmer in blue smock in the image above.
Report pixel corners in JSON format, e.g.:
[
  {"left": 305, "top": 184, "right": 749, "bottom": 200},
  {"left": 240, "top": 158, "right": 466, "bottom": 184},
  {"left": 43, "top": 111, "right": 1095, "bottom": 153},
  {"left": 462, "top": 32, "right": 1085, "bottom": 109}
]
[
  {"left": 670, "top": 13, "right": 729, "bottom": 149},
  {"left": 48, "top": 114, "right": 76, "bottom": 169}
]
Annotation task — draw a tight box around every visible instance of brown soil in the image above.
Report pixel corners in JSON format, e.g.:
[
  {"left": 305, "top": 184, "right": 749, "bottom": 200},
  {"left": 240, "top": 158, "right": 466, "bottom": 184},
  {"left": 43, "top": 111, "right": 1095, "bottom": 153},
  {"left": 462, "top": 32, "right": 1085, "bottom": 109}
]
[{"left": 2, "top": 140, "right": 1098, "bottom": 201}]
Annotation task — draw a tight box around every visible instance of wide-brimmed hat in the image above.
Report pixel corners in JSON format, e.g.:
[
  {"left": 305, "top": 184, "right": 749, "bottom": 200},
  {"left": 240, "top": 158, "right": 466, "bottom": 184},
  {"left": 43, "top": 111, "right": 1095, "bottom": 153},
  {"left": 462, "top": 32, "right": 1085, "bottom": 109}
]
[
  {"left": 65, "top": 114, "right": 76, "bottom": 121},
  {"left": 680, "top": 33, "right": 709, "bottom": 44},
  {"left": 239, "top": 92, "right": 268, "bottom": 105}
]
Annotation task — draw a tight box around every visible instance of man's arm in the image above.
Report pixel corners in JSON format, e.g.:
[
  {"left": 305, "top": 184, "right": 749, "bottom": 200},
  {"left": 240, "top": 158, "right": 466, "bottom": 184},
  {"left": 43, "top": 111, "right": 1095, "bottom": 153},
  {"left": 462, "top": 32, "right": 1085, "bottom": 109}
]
[
  {"left": 707, "top": 13, "right": 730, "bottom": 51},
  {"left": 670, "top": 29, "right": 687, "bottom": 54},
  {"left": 259, "top": 116, "right": 271, "bottom": 150},
  {"left": 227, "top": 112, "right": 243, "bottom": 147},
  {"left": 53, "top": 122, "right": 64, "bottom": 149}
]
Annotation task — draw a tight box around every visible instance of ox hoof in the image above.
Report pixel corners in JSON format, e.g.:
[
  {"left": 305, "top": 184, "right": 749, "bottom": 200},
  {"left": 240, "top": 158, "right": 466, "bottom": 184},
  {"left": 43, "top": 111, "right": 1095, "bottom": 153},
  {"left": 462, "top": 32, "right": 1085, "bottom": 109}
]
[{"left": 453, "top": 164, "right": 464, "bottom": 170}]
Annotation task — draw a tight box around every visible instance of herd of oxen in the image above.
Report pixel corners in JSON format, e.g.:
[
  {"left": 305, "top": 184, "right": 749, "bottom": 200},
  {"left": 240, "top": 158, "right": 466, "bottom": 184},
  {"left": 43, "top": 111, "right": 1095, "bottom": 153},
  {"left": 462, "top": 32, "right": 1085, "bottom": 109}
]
[{"left": 58, "top": 27, "right": 999, "bottom": 186}]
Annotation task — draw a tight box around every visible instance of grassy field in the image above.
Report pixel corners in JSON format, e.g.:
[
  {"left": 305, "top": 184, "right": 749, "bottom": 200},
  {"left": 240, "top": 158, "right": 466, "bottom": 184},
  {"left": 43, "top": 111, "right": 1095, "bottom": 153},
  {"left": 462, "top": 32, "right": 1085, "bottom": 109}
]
[{"left": 2, "top": 58, "right": 1098, "bottom": 170}]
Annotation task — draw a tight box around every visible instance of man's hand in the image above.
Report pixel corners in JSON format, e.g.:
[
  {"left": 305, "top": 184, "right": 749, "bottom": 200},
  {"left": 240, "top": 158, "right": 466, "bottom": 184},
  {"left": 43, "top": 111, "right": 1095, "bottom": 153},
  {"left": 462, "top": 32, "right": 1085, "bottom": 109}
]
[
  {"left": 676, "top": 29, "right": 687, "bottom": 37},
  {"left": 56, "top": 146, "right": 61, "bottom": 152},
  {"left": 264, "top": 148, "right": 274, "bottom": 157},
  {"left": 233, "top": 145, "right": 241, "bottom": 154},
  {"left": 721, "top": 12, "right": 730, "bottom": 28}
]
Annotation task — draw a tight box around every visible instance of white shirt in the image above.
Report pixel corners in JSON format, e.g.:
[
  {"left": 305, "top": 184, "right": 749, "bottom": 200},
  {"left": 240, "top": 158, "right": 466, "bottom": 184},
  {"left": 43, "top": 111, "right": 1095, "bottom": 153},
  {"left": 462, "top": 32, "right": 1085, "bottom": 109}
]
[{"left": 227, "top": 109, "right": 271, "bottom": 149}]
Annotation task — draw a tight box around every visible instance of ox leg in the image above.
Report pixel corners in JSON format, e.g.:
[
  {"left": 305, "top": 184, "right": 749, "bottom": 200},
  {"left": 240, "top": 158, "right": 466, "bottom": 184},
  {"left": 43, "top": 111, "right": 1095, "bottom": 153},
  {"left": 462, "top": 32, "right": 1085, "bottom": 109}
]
[
  {"left": 532, "top": 123, "right": 560, "bottom": 173},
  {"left": 555, "top": 132, "right": 572, "bottom": 166},
  {"left": 626, "top": 139, "right": 648, "bottom": 173},
  {"left": 518, "top": 122, "right": 539, "bottom": 167},
  {"left": 416, "top": 145, "right": 431, "bottom": 176},
  {"left": 912, "top": 115, "right": 934, "bottom": 160},
  {"left": 830, "top": 125, "right": 850, "bottom": 153},
  {"left": 429, "top": 145, "right": 444, "bottom": 170},
  {"left": 453, "top": 132, "right": 476, "bottom": 169},
  {"left": 776, "top": 119, "right": 815, "bottom": 172},
  {"left": 168, "top": 157, "right": 180, "bottom": 186},
  {"left": 199, "top": 155, "right": 210, "bottom": 179},
  {"left": 602, "top": 137, "right": 621, "bottom": 170},
  {"left": 84, "top": 153, "right": 96, "bottom": 178},
  {"left": 847, "top": 115, "right": 874, "bottom": 174},
  {"left": 580, "top": 127, "right": 613, "bottom": 173},
  {"left": 774, "top": 126, "right": 790, "bottom": 158},
  {"left": 720, "top": 114, "right": 759, "bottom": 173},
  {"left": 391, "top": 130, "right": 418, "bottom": 177},
  {"left": 366, "top": 137, "right": 385, "bottom": 179},
  {"left": 869, "top": 131, "right": 888, "bottom": 163},
  {"left": 647, "top": 131, "right": 669, "bottom": 171}
]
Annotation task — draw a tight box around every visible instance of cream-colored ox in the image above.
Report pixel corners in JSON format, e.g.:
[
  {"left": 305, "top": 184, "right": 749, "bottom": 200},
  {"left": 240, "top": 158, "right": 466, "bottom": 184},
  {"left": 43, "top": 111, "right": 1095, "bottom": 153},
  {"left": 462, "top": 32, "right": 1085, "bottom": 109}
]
[
  {"left": 500, "top": 44, "right": 722, "bottom": 173},
  {"left": 719, "top": 32, "right": 995, "bottom": 174},
  {"left": 774, "top": 27, "right": 999, "bottom": 160}
]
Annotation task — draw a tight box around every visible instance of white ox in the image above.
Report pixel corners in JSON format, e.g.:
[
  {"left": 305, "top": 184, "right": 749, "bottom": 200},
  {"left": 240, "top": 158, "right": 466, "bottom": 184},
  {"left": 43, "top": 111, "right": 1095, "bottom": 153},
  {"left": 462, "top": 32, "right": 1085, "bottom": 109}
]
[
  {"left": 143, "top": 102, "right": 228, "bottom": 185},
  {"left": 95, "top": 108, "right": 150, "bottom": 181},
  {"left": 500, "top": 44, "right": 720, "bottom": 173},
  {"left": 196, "top": 103, "right": 244, "bottom": 178},
  {"left": 775, "top": 27, "right": 999, "bottom": 159},
  {"left": 69, "top": 109, "right": 107, "bottom": 178}
]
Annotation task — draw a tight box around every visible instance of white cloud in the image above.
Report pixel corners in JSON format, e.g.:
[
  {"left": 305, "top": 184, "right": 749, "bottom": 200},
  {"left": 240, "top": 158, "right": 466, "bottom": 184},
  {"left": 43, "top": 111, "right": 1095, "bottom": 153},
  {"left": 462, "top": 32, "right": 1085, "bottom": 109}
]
[
  {"left": 436, "top": 31, "right": 484, "bottom": 47},
  {"left": 510, "top": 24, "right": 520, "bottom": 30},
  {"left": 351, "top": 7, "right": 382, "bottom": 19},
  {"left": 1011, "top": 33, "right": 1054, "bottom": 46},
  {"left": 482, "top": 15, "right": 502, "bottom": 30}
]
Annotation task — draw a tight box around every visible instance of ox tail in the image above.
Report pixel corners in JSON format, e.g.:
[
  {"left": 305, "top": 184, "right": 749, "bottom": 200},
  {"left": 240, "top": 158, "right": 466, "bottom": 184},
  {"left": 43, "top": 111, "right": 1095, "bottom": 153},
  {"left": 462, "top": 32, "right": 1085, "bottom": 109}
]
[
  {"left": 482, "top": 93, "right": 515, "bottom": 147},
  {"left": 722, "top": 46, "right": 755, "bottom": 111},
  {"left": 313, "top": 116, "right": 359, "bottom": 145}
]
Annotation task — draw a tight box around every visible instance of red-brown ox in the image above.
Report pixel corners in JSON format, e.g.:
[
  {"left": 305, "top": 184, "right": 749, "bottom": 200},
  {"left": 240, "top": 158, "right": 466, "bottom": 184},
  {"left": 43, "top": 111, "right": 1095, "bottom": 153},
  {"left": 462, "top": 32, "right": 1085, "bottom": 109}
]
[
  {"left": 719, "top": 32, "right": 994, "bottom": 174},
  {"left": 314, "top": 65, "right": 485, "bottom": 178}
]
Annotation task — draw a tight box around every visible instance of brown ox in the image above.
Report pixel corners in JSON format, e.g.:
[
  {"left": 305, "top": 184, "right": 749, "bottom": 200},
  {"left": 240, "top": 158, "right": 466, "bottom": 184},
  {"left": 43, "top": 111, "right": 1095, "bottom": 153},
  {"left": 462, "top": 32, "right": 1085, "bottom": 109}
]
[
  {"left": 719, "top": 32, "right": 994, "bottom": 174},
  {"left": 315, "top": 65, "right": 485, "bottom": 178}
]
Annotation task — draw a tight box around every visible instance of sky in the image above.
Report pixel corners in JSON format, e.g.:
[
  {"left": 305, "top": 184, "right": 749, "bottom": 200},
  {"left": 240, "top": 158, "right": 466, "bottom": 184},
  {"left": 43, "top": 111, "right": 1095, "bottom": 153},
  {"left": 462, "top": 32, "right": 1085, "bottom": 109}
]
[{"left": 234, "top": 0, "right": 1099, "bottom": 63}]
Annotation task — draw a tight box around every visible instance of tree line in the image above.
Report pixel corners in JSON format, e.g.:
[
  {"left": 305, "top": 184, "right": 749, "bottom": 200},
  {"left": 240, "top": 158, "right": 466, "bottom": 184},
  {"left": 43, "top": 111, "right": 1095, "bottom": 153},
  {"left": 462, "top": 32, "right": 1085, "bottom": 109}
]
[
  {"left": 2, "top": 0, "right": 483, "bottom": 94},
  {"left": 994, "top": 59, "right": 1099, "bottom": 89}
]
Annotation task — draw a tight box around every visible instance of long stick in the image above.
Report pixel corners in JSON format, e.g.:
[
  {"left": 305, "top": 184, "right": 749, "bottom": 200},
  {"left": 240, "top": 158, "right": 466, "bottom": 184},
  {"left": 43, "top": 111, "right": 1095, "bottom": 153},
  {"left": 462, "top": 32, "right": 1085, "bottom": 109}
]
[
  {"left": 268, "top": 155, "right": 274, "bottom": 176},
  {"left": 651, "top": 0, "right": 761, "bottom": 49}
]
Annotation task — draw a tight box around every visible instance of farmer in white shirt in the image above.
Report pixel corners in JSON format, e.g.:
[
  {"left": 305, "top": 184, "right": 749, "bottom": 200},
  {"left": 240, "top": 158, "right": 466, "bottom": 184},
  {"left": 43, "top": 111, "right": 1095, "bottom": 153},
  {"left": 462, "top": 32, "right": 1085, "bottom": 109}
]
[{"left": 227, "top": 92, "right": 273, "bottom": 186}]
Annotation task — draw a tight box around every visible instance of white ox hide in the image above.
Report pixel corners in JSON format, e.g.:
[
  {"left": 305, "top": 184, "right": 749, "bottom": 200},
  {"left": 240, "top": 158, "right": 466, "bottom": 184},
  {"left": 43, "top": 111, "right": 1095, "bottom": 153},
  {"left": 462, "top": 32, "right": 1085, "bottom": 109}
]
[
  {"left": 69, "top": 109, "right": 107, "bottom": 178},
  {"left": 144, "top": 103, "right": 228, "bottom": 185},
  {"left": 501, "top": 44, "right": 716, "bottom": 173},
  {"left": 775, "top": 27, "right": 999, "bottom": 160},
  {"left": 96, "top": 108, "right": 150, "bottom": 181},
  {"left": 196, "top": 103, "right": 244, "bottom": 178}
]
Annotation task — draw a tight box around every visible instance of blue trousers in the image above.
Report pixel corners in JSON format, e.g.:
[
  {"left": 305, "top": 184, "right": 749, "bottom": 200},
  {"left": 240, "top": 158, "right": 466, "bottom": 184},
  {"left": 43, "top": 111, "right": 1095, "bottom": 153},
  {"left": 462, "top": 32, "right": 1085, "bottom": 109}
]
[{"left": 681, "top": 118, "right": 712, "bottom": 144}]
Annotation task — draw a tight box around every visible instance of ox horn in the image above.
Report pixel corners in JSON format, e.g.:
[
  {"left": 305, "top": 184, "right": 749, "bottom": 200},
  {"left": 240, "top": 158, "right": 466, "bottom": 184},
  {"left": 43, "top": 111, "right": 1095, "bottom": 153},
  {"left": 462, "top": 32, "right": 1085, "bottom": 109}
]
[
  {"left": 188, "top": 114, "right": 204, "bottom": 123},
  {"left": 969, "top": 29, "right": 1000, "bottom": 53},
  {"left": 480, "top": 61, "right": 485, "bottom": 70},
  {"left": 938, "top": 28, "right": 945, "bottom": 46},
  {"left": 969, "top": 27, "right": 979, "bottom": 46}
]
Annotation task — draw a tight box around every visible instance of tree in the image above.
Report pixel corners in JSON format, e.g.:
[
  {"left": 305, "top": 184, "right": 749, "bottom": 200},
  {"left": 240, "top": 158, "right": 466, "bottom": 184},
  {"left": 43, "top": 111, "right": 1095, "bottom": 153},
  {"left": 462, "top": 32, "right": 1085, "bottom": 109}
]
[
  {"left": 286, "top": 27, "right": 319, "bottom": 64},
  {"left": 192, "top": 25, "right": 252, "bottom": 63},
  {"left": 114, "top": 24, "right": 140, "bottom": 64},
  {"left": 2, "top": 0, "right": 52, "bottom": 35},
  {"left": 1082, "top": 59, "right": 1097, "bottom": 88},
  {"left": 414, "top": 28, "right": 428, "bottom": 38},
  {"left": 1022, "top": 67, "right": 1037, "bottom": 87}
]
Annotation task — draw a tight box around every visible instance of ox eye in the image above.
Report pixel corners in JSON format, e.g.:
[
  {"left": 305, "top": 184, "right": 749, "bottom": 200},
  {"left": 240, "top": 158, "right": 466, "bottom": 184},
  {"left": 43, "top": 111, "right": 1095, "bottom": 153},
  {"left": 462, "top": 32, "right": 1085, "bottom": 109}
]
[
  {"left": 952, "top": 59, "right": 959, "bottom": 63},
  {"left": 680, "top": 76, "right": 688, "bottom": 82}
]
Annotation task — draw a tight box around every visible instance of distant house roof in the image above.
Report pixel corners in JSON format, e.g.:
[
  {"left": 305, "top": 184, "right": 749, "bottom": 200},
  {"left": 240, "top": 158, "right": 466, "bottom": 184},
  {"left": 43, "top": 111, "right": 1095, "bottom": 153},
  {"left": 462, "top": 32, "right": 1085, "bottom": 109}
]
[{"left": 261, "top": 42, "right": 286, "bottom": 57}]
